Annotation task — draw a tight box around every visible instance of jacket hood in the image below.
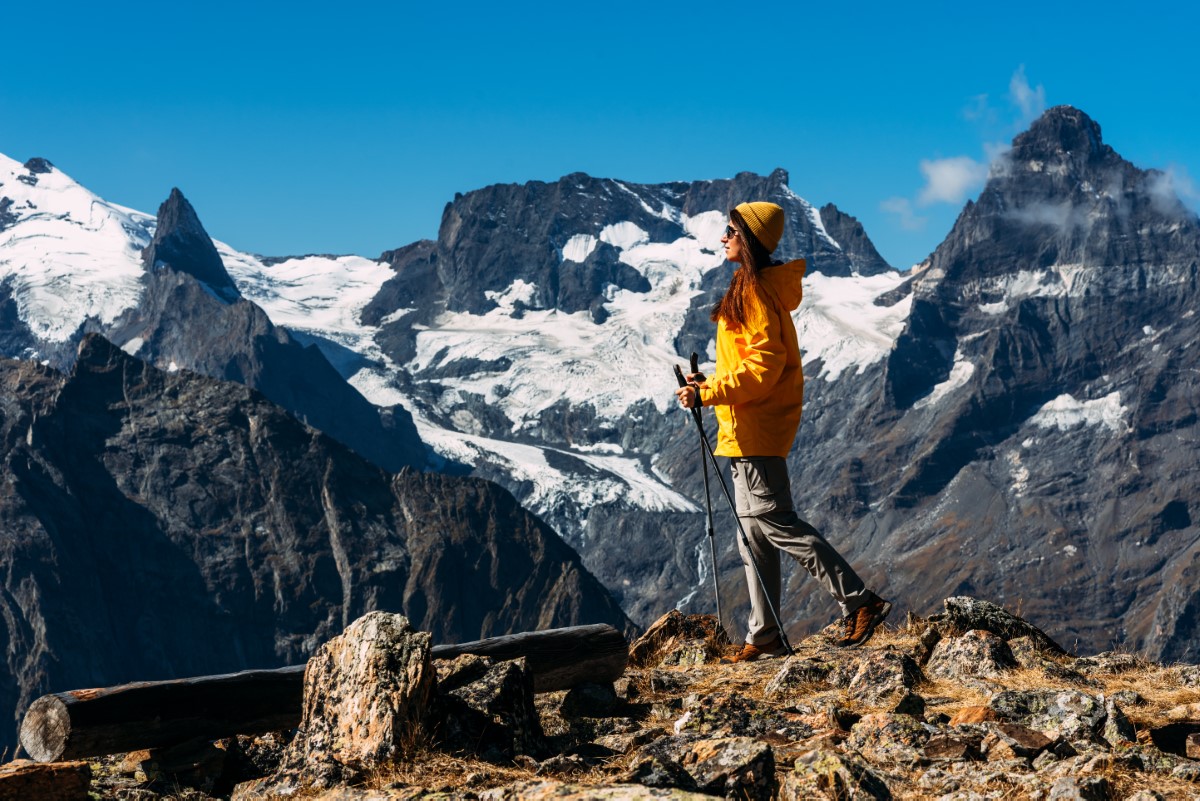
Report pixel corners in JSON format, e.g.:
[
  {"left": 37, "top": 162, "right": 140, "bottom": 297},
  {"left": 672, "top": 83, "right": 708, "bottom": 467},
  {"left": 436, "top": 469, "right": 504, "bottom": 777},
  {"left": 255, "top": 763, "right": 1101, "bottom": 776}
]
[{"left": 760, "top": 258, "right": 806, "bottom": 311}]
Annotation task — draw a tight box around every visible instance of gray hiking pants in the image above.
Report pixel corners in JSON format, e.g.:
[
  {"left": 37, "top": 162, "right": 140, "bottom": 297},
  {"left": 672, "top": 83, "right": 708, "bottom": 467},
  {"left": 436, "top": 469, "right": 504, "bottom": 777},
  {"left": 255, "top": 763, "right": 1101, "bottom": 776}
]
[{"left": 730, "top": 456, "right": 870, "bottom": 646}]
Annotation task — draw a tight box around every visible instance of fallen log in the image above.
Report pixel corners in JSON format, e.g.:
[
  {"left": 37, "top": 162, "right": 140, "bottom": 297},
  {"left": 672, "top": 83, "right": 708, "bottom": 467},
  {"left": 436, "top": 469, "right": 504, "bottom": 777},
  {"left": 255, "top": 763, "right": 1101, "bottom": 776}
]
[
  {"left": 431, "top": 622, "right": 628, "bottom": 693},
  {"left": 20, "top": 622, "right": 627, "bottom": 762}
]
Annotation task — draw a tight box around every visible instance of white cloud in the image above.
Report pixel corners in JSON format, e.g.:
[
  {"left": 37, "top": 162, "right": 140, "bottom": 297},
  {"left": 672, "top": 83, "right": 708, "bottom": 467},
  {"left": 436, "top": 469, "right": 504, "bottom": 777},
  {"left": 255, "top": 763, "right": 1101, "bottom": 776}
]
[
  {"left": 1010, "top": 65, "right": 1046, "bottom": 122},
  {"left": 880, "top": 196, "right": 926, "bottom": 230},
  {"left": 917, "top": 156, "right": 989, "bottom": 206},
  {"left": 1147, "top": 165, "right": 1200, "bottom": 216}
]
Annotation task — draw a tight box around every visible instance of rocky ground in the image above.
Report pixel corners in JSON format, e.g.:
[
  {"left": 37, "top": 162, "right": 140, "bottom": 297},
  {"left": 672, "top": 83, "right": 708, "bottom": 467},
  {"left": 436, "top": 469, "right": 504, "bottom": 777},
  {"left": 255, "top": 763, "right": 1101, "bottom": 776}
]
[{"left": 8, "top": 597, "right": 1200, "bottom": 800}]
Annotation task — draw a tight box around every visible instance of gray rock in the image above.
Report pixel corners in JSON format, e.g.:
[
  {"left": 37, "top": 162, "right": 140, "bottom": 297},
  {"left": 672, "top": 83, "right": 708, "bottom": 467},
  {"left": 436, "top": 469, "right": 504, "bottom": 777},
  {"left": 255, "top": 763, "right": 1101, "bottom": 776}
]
[
  {"left": 780, "top": 749, "right": 892, "bottom": 800},
  {"left": 926, "top": 630, "right": 1018, "bottom": 680},
  {"left": 560, "top": 682, "right": 620, "bottom": 718},
  {"left": 444, "top": 657, "right": 546, "bottom": 758},
  {"left": 1048, "top": 776, "right": 1110, "bottom": 801},
  {"left": 988, "top": 690, "right": 1108, "bottom": 742},
  {"left": 835, "top": 650, "right": 923, "bottom": 704},
  {"left": 936, "top": 598, "right": 1066, "bottom": 654},
  {"left": 763, "top": 657, "right": 834, "bottom": 699}
]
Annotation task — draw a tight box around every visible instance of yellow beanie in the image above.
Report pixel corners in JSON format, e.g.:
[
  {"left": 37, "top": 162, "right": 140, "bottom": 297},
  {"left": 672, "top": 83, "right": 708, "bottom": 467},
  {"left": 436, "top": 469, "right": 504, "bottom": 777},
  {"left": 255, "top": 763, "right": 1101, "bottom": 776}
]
[{"left": 735, "top": 201, "right": 785, "bottom": 252}]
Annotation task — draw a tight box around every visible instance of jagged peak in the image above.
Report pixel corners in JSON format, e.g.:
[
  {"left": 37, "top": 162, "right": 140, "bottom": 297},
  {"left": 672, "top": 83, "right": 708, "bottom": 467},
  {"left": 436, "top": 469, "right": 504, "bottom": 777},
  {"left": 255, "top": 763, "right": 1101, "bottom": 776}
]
[
  {"left": 1008, "top": 105, "right": 1114, "bottom": 168},
  {"left": 142, "top": 188, "right": 240, "bottom": 301}
]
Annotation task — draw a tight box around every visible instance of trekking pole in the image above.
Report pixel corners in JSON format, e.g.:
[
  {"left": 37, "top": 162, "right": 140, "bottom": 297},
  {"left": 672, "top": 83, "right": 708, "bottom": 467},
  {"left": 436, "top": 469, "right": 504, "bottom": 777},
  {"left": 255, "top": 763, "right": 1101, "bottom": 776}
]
[
  {"left": 676, "top": 354, "right": 794, "bottom": 657},
  {"left": 675, "top": 355, "right": 723, "bottom": 632}
]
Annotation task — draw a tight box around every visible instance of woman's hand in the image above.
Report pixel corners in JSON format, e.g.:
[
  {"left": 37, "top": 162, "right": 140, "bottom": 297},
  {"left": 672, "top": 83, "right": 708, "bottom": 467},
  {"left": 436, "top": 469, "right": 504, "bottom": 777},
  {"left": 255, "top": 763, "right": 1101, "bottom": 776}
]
[{"left": 675, "top": 384, "right": 700, "bottom": 409}]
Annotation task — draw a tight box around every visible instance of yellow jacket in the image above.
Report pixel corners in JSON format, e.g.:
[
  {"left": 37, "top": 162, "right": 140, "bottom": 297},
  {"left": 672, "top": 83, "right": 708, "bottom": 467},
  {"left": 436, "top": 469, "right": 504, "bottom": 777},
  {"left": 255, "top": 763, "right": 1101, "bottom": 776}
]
[{"left": 697, "top": 259, "right": 806, "bottom": 457}]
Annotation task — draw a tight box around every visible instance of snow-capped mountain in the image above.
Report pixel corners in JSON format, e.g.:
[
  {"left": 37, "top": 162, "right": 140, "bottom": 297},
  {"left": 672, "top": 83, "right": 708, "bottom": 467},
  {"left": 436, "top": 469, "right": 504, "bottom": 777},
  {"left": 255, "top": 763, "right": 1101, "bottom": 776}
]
[{"left": 0, "top": 155, "right": 424, "bottom": 473}]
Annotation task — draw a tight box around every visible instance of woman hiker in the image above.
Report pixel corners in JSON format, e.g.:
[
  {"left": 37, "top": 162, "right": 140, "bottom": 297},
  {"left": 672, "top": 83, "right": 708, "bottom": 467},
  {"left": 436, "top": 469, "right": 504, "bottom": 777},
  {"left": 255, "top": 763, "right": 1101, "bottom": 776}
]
[{"left": 674, "top": 201, "right": 891, "bottom": 661}]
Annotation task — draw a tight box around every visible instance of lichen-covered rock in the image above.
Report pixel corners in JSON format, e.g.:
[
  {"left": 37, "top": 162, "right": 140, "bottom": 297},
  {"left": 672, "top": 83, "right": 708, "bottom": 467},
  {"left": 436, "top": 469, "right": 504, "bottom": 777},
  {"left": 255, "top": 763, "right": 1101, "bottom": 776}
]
[
  {"left": 846, "top": 712, "right": 931, "bottom": 764},
  {"left": 988, "top": 690, "right": 1108, "bottom": 742},
  {"left": 833, "top": 650, "right": 922, "bottom": 704},
  {"left": 763, "top": 657, "right": 834, "bottom": 699},
  {"left": 935, "top": 597, "right": 1066, "bottom": 654},
  {"left": 274, "top": 612, "right": 435, "bottom": 788},
  {"left": 1173, "top": 665, "right": 1200, "bottom": 688},
  {"left": 779, "top": 748, "right": 891, "bottom": 800},
  {"left": 926, "top": 630, "right": 1018, "bottom": 680},
  {"left": 479, "top": 781, "right": 716, "bottom": 800},
  {"left": 673, "top": 692, "right": 814, "bottom": 741},
  {"left": 677, "top": 737, "right": 774, "bottom": 801},
  {"left": 1047, "top": 775, "right": 1110, "bottom": 800},
  {"left": 1101, "top": 697, "right": 1135, "bottom": 747},
  {"left": 628, "top": 611, "right": 729, "bottom": 668},
  {"left": 1072, "top": 652, "right": 1146, "bottom": 675}
]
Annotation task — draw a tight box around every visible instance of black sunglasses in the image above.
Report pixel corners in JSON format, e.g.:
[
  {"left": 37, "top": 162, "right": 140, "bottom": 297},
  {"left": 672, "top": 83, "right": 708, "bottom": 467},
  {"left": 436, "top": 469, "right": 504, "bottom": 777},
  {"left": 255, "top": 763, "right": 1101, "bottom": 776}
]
[{"left": 724, "top": 225, "right": 740, "bottom": 239}]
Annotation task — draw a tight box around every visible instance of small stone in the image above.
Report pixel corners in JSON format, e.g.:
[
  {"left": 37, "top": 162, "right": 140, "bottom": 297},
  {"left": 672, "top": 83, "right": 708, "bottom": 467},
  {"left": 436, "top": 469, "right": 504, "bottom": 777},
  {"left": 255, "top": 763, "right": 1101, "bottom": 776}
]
[
  {"left": 939, "top": 596, "right": 1066, "bottom": 654},
  {"left": 1123, "top": 791, "right": 1165, "bottom": 801},
  {"left": 560, "top": 682, "right": 619, "bottom": 718},
  {"left": 677, "top": 737, "right": 774, "bottom": 801},
  {"left": 1110, "top": 689, "right": 1143, "bottom": 707},
  {"left": 595, "top": 728, "right": 667, "bottom": 754},
  {"left": 981, "top": 722, "right": 1054, "bottom": 759},
  {"left": 1031, "top": 749, "right": 1059, "bottom": 771},
  {"left": 1188, "top": 732, "right": 1200, "bottom": 759},
  {"left": 763, "top": 657, "right": 833, "bottom": 699},
  {"left": 1172, "top": 763, "right": 1200, "bottom": 782},
  {"left": 891, "top": 690, "right": 926, "bottom": 718},
  {"left": 1048, "top": 775, "right": 1110, "bottom": 800},
  {"left": 923, "top": 734, "right": 980, "bottom": 762},
  {"left": 1174, "top": 665, "right": 1200, "bottom": 688}
]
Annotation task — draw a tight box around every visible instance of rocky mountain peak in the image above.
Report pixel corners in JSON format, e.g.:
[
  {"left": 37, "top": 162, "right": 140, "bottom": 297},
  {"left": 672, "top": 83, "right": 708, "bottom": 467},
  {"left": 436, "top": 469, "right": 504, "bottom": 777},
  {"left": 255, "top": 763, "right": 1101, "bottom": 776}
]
[
  {"left": 1005, "top": 105, "right": 1117, "bottom": 177},
  {"left": 142, "top": 188, "right": 240, "bottom": 301}
]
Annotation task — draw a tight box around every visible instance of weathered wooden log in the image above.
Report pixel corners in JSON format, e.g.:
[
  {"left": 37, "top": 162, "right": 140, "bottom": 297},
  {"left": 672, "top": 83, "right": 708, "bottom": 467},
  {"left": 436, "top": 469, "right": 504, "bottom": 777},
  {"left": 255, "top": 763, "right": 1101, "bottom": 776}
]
[
  {"left": 20, "top": 623, "right": 627, "bottom": 762},
  {"left": 431, "top": 622, "right": 628, "bottom": 693},
  {"left": 19, "top": 665, "right": 307, "bottom": 764}
]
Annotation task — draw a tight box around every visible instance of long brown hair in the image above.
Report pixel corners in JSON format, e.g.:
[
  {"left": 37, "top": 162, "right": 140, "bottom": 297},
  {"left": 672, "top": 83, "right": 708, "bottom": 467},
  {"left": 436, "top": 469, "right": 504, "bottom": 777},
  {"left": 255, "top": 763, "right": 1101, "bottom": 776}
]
[{"left": 711, "top": 207, "right": 774, "bottom": 330}]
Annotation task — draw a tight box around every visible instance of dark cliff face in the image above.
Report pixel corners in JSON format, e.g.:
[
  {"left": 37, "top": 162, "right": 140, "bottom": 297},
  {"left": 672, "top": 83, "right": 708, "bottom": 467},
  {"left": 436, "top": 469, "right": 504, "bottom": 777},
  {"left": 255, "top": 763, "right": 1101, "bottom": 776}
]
[
  {"left": 0, "top": 335, "right": 632, "bottom": 755},
  {"left": 773, "top": 106, "right": 1200, "bottom": 661},
  {"left": 142, "top": 188, "right": 241, "bottom": 301}
]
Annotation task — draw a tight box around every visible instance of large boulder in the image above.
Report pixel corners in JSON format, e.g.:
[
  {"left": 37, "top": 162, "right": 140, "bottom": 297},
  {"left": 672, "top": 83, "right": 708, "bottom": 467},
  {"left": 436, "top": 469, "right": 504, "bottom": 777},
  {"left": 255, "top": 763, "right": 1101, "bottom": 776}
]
[{"left": 271, "top": 612, "right": 435, "bottom": 789}]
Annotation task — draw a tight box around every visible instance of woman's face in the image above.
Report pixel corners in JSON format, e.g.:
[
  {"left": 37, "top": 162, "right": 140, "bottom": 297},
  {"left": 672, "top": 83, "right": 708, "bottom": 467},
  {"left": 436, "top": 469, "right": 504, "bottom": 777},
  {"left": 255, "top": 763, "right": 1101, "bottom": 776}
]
[{"left": 722, "top": 220, "right": 744, "bottom": 263}]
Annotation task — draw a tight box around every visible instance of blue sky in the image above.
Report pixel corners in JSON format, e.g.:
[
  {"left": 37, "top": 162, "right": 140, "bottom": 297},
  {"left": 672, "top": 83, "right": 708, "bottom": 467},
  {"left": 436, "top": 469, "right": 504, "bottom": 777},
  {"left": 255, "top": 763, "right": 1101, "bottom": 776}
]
[{"left": 3, "top": 1, "right": 1198, "bottom": 269}]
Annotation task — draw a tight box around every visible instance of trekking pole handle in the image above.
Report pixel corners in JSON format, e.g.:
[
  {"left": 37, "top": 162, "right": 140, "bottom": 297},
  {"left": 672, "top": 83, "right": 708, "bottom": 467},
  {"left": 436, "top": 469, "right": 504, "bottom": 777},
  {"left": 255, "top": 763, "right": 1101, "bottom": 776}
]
[
  {"left": 673, "top": 363, "right": 688, "bottom": 388},
  {"left": 690, "top": 353, "right": 700, "bottom": 375}
]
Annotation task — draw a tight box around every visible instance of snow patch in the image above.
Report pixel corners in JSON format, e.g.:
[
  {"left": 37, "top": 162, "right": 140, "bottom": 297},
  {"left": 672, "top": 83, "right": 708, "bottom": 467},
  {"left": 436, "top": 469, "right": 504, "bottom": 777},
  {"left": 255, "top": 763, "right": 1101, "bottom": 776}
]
[
  {"left": 914, "top": 352, "right": 976, "bottom": 409},
  {"left": 121, "top": 337, "right": 144, "bottom": 356},
  {"left": 1030, "top": 392, "right": 1128, "bottom": 433},
  {"left": 600, "top": 221, "right": 649, "bottom": 251},
  {"left": 561, "top": 233, "right": 598, "bottom": 263},
  {"left": 795, "top": 271, "right": 912, "bottom": 380},
  {"left": 485, "top": 279, "right": 537, "bottom": 309}
]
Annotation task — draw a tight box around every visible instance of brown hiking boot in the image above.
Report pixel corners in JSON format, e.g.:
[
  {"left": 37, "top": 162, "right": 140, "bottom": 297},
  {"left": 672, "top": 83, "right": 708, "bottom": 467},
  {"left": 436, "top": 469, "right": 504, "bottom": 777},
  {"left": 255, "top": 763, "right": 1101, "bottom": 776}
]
[
  {"left": 833, "top": 595, "right": 892, "bottom": 648},
  {"left": 720, "top": 636, "right": 787, "bottom": 663}
]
